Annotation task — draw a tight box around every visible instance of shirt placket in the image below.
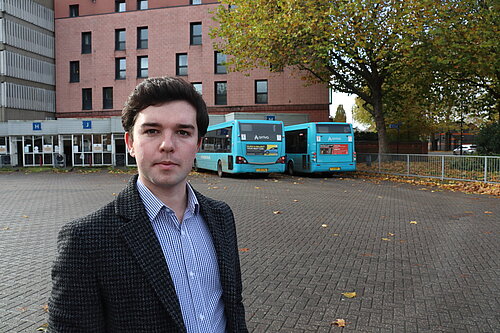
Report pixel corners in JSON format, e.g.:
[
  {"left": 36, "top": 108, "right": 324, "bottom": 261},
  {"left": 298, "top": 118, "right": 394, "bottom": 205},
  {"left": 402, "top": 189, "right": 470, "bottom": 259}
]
[{"left": 178, "top": 211, "right": 210, "bottom": 333}]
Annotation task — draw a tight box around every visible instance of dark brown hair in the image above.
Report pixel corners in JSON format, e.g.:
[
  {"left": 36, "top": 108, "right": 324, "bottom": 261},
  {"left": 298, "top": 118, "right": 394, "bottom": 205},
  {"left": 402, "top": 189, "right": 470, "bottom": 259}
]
[{"left": 122, "top": 77, "right": 209, "bottom": 138}]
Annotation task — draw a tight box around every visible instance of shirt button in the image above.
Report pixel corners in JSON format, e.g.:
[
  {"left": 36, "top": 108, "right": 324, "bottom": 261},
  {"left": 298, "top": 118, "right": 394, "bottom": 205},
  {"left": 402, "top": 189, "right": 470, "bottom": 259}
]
[
  {"left": 189, "top": 271, "right": 195, "bottom": 278},
  {"left": 199, "top": 314, "right": 205, "bottom": 321}
]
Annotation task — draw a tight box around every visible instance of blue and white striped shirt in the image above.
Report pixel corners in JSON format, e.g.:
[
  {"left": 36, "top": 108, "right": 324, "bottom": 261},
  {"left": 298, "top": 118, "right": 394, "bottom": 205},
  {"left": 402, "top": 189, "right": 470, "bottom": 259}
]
[{"left": 136, "top": 179, "right": 227, "bottom": 333}]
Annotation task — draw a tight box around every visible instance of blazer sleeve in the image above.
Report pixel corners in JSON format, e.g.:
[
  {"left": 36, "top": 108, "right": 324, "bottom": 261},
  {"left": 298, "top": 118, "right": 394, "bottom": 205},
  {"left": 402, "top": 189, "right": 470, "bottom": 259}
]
[{"left": 48, "top": 219, "right": 106, "bottom": 332}]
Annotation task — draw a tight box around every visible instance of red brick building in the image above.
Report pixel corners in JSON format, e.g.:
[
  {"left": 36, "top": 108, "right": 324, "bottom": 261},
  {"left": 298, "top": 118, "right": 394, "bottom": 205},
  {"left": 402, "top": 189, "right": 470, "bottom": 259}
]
[{"left": 54, "top": 0, "right": 329, "bottom": 121}]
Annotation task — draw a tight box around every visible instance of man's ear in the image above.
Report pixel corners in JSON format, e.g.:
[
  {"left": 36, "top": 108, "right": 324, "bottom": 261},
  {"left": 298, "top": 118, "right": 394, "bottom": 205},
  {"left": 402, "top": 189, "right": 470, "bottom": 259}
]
[{"left": 125, "top": 132, "right": 135, "bottom": 156}]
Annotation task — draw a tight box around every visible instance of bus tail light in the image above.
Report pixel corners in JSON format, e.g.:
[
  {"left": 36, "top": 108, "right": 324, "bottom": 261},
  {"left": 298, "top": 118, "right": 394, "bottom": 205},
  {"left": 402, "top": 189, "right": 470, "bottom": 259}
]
[
  {"left": 236, "top": 156, "right": 248, "bottom": 164},
  {"left": 276, "top": 156, "right": 286, "bottom": 164},
  {"left": 354, "top": 152, "right": 357, "bottom": 161}
]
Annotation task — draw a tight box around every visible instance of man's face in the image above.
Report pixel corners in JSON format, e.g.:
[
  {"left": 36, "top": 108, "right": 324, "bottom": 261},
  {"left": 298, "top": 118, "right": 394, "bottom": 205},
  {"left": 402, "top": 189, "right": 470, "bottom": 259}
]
[{"left": 125, "top": 101, "right": 201, "bottom": 194}]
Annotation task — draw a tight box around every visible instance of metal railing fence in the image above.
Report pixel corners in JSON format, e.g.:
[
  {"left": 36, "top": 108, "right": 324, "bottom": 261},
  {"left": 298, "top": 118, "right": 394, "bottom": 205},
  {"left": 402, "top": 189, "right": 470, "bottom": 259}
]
[{"left": 357, "top": 153, "right": 500, "bottom": 183}]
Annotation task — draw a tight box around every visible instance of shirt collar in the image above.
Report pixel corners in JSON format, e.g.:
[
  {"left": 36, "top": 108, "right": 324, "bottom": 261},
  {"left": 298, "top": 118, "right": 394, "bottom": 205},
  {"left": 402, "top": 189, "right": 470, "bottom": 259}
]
[{"left": 136, "top": 178, "right": 200, "bottom": 222}]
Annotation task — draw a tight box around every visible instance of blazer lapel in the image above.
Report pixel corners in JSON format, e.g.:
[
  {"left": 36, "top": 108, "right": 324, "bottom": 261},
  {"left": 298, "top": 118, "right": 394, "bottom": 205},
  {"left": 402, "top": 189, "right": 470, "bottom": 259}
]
[
  {"left": 115, "top": 176, "right": 187, "bottom": 333},
  {"left": 195, "top": 192, "right": 236, "bottom": 307}
]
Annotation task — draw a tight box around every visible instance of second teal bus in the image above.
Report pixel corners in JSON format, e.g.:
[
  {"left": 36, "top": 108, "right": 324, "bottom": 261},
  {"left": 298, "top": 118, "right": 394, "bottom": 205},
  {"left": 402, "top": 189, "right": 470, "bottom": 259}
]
[
  {"left": 284, "top": 122, "right": 356, "bottom": 175},
  {"left": 195, "top": 120, "right": 286, "bottom": 177}
]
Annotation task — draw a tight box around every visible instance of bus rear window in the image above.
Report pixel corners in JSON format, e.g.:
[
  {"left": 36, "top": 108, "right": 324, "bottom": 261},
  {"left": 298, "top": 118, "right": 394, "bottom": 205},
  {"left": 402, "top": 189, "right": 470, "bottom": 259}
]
[
  {"left": 239, "top": 123, "right": 283, "bottom": 141},
  {"left": 316, "top": 124, "right": 351, "bottom": 134}
]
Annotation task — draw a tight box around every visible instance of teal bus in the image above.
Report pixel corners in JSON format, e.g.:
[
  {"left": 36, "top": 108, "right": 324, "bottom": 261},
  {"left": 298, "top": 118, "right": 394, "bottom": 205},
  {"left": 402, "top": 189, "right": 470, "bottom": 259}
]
[
  {"left": 195, "top": 120, "right": 286, "bottom": 177},
  {"left": 284, "top": 122, "right": 356, "bottom": 175}
]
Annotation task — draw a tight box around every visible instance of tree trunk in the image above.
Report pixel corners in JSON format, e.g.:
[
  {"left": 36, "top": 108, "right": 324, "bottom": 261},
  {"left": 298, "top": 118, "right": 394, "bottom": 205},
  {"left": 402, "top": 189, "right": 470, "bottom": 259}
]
[{"left": 371, "top": 91, "right": 389, "bottom": 155}]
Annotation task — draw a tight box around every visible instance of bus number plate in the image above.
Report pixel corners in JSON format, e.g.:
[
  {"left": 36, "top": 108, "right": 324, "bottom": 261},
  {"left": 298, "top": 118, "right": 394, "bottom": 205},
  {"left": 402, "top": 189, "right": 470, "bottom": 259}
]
[
  {"left": 256, "top": 168, "right": 268, "bottom": 172},
  {"left": 330, "top": 167, "right": 341, "bottom": 171}
]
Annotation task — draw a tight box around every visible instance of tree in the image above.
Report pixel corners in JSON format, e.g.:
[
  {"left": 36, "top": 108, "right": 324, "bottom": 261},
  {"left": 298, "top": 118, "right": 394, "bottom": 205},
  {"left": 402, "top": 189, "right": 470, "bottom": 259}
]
[
  {"left": 477, "top": 122, "right": 500, "bottom": 155},
  {"left": 211, "top": 0, "right": 441, "bottom": 154},
  {"left": 332, "top": 104, "right": 346, "bottom": 122}
]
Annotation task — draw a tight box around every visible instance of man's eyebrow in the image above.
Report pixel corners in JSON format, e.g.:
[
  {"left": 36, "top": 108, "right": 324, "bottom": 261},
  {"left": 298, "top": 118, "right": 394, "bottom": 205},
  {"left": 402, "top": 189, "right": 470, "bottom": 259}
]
[
  {"left": 139, "top": 122, "right": 161, "bottom": 128},
  {"left": 177, "top": 124, "right": 196, "bottom": 130}
]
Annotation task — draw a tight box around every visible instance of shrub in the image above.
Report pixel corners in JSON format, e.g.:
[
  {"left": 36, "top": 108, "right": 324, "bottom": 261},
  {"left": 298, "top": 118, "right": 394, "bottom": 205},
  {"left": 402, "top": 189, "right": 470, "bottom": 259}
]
[{"left": 477, "top": 123, "right": 500, "bottom": 155}]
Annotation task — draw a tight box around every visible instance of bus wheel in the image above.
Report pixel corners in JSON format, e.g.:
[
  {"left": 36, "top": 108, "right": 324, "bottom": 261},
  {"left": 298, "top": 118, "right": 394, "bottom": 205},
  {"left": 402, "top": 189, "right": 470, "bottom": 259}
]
[
  {"left": 287, "top": 161, "right": 294, "bottom": 176},
  {"left": 217, "top": 160, "right": 224, "bottom": 178}
]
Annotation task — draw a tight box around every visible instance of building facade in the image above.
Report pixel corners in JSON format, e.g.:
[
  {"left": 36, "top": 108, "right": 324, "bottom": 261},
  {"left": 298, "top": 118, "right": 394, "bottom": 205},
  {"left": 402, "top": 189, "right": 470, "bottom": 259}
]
[
  {"left": 54, "top": 0, "right": 330, "bottom": 120},
  {"left": 0, "top": 0, "right": 55, "bottom": 122}
]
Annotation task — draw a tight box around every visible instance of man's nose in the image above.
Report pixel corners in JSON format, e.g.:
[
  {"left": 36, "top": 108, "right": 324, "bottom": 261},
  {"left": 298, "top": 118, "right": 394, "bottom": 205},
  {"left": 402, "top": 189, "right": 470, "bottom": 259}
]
[{"left": 159, "top": 132, "right": 174, "bottom": 152}]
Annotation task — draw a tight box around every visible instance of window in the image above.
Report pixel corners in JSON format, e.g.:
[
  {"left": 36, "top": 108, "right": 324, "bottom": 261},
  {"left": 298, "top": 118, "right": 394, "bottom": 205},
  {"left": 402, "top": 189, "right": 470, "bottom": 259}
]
[
  {"left": 103, "top": 87, "right": 113, "bottom": 109},
  {"left": 137, "top": 0, "right": 148, "bottom": 9},
  {"left": 192, "top": 82, "right": 202, "bottom": 95},
  {"left": 82, "top": 88, "right": 92, "bottom": 110},
  {"left": 255, "top": 80, "right": 268, "bottom": 104},
  {"left": 115, "top": 58, "right": 126, "bottom": 79},
  {"left": 190, "top": 0, "right": 202, "bottom": 4},
  {"left": 69, "top": 5, "right": 79, "bottom": 17},
  {"left": 69, "top": 61, "right": 80, "bottom": 82},
  {"left": 215, "top": 52, "right": 227, "bottom": 74},
  {"left": 190, "top": 23, "right": 202, "bottom": 45},
  {"left": 81, "top": 32, "right": 91, "bottom": 54},
  {"left": 115, "top": 0, "right": 126, "bottom": 12},
  {"left": 176, "top": 53, "right": 188, "bottom": 76},
  {"left": 137, "top": 56, "right": 148, "bottom": 78},
  {"left": 215, "top": 81, "right": 227, "bottom": 105},
  {"left": 137, "top": 27, "right": 148, "bottom": 49},
  {"left": 115, "top": 29, "right": 126, "bottom": 51}
]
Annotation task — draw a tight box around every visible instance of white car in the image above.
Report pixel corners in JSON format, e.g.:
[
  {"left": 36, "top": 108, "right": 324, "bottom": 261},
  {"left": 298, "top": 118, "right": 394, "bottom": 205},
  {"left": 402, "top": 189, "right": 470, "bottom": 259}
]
[{"left": 453, "top": 144, "right": 477, "bottom": 155}]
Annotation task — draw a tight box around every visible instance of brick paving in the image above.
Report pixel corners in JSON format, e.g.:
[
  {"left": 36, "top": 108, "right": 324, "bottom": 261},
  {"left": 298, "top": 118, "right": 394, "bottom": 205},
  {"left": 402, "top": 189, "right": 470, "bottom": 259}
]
[{"left": 0, "top": 170, "right": 498, "bottom": 332}]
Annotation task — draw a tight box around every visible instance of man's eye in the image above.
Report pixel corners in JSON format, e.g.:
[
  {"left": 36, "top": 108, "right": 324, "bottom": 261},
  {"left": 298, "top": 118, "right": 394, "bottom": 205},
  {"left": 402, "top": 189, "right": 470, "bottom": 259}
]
[
  {"left": 178, "top": 130, "right": 190, "bottom": 136},
  {"left": 144, "top": 129, "right": 159, "bottom": 134}
]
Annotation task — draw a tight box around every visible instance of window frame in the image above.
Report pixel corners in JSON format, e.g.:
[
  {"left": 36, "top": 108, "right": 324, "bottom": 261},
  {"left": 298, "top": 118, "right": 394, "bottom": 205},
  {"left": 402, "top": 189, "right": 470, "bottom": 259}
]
[
  {"left": 215, "top": 81, "right": 227, "bottom": 105},
  {"left": 190, "top": 22, "right": 202, "bottom": 45},
  {"left": 190, "top": 0, "right": 202, "bottom": 4},
  {"left": 69, "top": 61, "right": 80, "bottom": 83},
  {"left": 137, "top": 26, "right": 148, "bottom": 49},
  {"left": 176, "top": 53, "right": 188, "bottom": 76},
  {"left": 82, "top": 88, "right": 92, "bottom": 110},
  {"left": 137, "top": 0, "right": 148, "bottom": 10},
  {"left": 115, "top": 0, "right": 126, "bottom": 12},
  {"left": 115, "top": 29, "right": 126, "bottom": 51},
  {"left": 81, "top": 32, "right": 91, "bottom": 54},
  {"left": 115, "top": 57, "right": 126, "bottom": 80},
  {"left": 69, "top": 4, "right": 79, "bottom": 17},
  {"left": 137, "top": 56, "right": 148, "bottom": 78},
  {"left": 214, "top": 51, "right": 227, "bottom": 74},
  {"left": 102, "top": 87, "right": 113, "bottom": 109},
  {"left": 192, "top": 82, "right": 202, "bottom": 95},
  {"left": 255, "top": 80, "right": 268, "bottom": 104}
]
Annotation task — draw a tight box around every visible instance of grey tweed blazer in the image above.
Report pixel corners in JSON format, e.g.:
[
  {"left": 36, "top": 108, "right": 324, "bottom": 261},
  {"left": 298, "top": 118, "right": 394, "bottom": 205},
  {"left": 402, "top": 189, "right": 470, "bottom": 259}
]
[{"left": 48, "top": 175, "right": 248, "bottom": 333}]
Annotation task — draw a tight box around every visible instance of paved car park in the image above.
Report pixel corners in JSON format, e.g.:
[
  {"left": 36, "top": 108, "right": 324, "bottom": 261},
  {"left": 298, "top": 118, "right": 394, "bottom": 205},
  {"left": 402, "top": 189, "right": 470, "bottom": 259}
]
[{"left": 0, "top": 170, "right": 498, "bottom": 332}]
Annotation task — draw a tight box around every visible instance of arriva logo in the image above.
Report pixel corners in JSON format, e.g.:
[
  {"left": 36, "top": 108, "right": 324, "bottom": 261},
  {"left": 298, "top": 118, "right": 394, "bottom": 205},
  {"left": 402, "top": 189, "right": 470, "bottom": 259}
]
[
  {"left": 328, "top": 137, "right": 341, "bottom": 141},
  {"left": 254, "top": 135, "right": 270, "bottom": 140}
]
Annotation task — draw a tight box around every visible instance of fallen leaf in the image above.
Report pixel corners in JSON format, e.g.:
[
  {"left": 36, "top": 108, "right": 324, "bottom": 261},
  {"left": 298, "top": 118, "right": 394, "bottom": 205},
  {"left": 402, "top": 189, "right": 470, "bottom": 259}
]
[
  {"left": 410, "top": 221, "right": 418, "bottom": 224},
  {"left": 360, "top": 253, "right": 373, "bottom": 257},
  {"left": 342, "top": 291, "right": 357, "bottom": 298},
  {"left": 239, "top": 248, "right": 250, "bottom": 252},
  {"left": 388, "top": 233, "right": 395, "bottom": 236},
  {"left": 484, "top": 211, "right": 493, "bottom": 214},
  {"left": 321, "top": 224, "right": 328, "bottom": 228},
  {"left": 36, "top": 323, "right": 48, "bottom": 332},
  {"left": 19, "top": 307, "right": 28, "bottom": 312},
  {"left": 293, "top": 199, "right": 299, "bottom": 202},
  {"left": 112, "top": 193, "right": 117, "bottom": 196},
  {"left": 273, "top": 211, "right": 282, "bottom": 215},
  {"left": 42, "top": 304, "right": 49, "bottom": 312},
  {"left": 331, "top": 319, "right": 347, "bottom": 327},
  {"left": 254, "top": 186, "right": 261, "bottom": 189},
  {"left": 381, "top": 238, "right": 391, "bottom": 241},
  {"left": 2, "top": 227, "right": 10, "bottom": 231},
  {"left": 22, "top": 215, "right": 29, "bottom": 218}
]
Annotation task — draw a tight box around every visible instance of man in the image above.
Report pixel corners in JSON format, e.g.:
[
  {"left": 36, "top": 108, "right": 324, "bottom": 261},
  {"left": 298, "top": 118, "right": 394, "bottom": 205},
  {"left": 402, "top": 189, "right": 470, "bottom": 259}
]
[{"left": 49, "top": 77, "right": 248, "bottom": 333}]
